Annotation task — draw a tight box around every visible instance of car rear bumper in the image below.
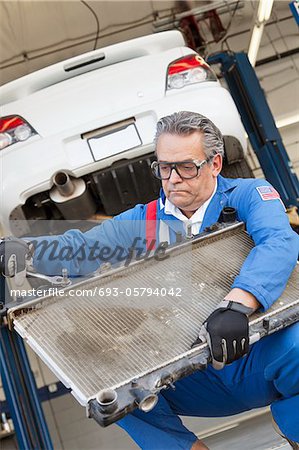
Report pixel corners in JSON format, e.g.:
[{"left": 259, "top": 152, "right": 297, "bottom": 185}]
[{"left": 1, "top": 85, "right": 246, "bottom": 232}]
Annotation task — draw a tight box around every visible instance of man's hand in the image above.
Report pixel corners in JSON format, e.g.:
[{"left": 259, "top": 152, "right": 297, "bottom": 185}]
[
  {"left": 192, "top": 301, "right": 254, "bottom": 370},
  {"left": 0, "top": 237, "right": 33, "bottom": 286}
]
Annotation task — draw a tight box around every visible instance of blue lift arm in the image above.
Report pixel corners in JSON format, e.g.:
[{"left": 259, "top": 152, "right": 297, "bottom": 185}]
[
  {"left": 207, "top": 51, "right": 299, "bottom": 210},
  {"left": 0, "top": 274, "right": 53, "bottom": 450}
]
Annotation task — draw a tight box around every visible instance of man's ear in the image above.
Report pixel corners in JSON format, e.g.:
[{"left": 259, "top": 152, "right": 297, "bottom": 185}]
[{"left": 211, "top": 154, "right": 222, "bottom": 176}]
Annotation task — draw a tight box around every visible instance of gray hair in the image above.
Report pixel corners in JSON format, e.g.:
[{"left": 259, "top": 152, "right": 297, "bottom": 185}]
[{"left": 155, "top": 111, "right": 224, "bottom": 158}]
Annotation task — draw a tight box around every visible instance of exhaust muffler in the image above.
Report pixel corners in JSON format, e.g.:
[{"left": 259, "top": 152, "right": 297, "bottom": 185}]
[{"left": 49, "top": 171, "right": 96, "bottom": 220}]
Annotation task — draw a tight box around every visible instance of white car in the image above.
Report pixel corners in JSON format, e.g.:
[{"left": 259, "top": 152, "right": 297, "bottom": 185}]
[{"left": 0, "top": 30, "right": 248, "bottom": 236}]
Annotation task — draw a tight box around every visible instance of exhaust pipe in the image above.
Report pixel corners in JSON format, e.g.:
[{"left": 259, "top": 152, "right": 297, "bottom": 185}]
[
  {"left": 53, "top": 172, "right": 76, "bottom": 197},
  {"left": 49, "top": 171, "right": 97, "bottom": 220}
]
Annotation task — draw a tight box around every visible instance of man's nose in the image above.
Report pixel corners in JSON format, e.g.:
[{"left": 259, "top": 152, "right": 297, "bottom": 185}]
[{"left": 169, "top": 167, "right": 182, "bottom": 183}]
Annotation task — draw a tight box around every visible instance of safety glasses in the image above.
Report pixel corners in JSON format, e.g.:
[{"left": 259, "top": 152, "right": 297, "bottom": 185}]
[{"left": 151, "top": 158, "right": 210, "bottom": 180}]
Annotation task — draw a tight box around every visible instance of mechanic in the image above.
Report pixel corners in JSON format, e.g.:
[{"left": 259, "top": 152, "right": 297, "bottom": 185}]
[{"left": 1, "top": 111, "right": 299, "bottom": 450}]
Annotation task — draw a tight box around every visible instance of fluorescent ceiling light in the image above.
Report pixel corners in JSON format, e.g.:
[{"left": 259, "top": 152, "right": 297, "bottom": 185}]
[
  {"left": 258, "top": 0, "right": 274, "bottom": 22},
  {"left": 248, "top": 24, "right": 264, "bottom": 66},
  {"left": 248, "top": 0, "right": 275, "bottom": 67}
]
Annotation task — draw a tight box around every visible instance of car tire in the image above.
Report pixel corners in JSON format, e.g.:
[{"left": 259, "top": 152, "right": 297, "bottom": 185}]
[{"left": 221, "top": 158, "right": 254, "bottom": 179}]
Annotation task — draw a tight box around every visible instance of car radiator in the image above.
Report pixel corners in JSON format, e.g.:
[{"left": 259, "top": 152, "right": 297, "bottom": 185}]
[{"left": 7, "top": 223, "right": 299, "bottom": 426}]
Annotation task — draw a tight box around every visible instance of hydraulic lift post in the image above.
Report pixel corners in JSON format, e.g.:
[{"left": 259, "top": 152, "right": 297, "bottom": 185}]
[
  {"left": 208, "top": 51, "right": 299, "bottom": 213},
  {"left": 0, "top": 274, "right": 53, "bottom": 450}
]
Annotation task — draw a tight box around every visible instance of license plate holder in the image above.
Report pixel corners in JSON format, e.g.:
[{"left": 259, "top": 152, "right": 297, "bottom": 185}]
[{"left": 87, "top": 121, "right": 142, "bottom": 161}]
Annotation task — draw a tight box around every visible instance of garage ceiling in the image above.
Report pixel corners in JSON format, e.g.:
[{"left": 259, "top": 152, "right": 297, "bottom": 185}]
[{"left": 0, "top": 2, "right": 297, "bottom": 76}]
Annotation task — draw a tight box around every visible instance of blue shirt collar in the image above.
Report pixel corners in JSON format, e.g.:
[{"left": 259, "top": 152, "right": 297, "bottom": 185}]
[{"left": 159, "top": 175, "right": 238, "bottom": 207}]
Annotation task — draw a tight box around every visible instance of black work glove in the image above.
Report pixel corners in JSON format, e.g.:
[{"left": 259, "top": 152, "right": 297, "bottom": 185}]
[
  {"left": 192, "top": 301, "right": 253, "bottom": 370},
  {"left": 0, "top": 237, "right": 33, "bottom": 286}
]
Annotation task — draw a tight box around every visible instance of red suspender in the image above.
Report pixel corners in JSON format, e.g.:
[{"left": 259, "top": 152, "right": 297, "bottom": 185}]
[{"left": 145, "top": 200, "right": 158, "bottom": 250}]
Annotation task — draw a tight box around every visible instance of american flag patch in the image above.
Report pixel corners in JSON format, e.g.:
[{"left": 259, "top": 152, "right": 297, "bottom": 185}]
[{"left": 256, "top": 186, "right": 280, "bottom": 201}]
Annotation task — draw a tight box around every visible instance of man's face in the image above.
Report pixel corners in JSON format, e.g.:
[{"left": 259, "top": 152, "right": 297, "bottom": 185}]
[{"left": 156, "top": 131, "right": 222, "bottom": 216}]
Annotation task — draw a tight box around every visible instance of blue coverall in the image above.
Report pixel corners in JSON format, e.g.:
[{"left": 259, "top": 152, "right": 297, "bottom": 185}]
[{"left": 33, "top": 175, "right": 299, "bottom": 447}]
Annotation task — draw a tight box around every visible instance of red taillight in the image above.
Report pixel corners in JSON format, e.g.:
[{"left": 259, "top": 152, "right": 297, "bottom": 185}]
[
  {"left": 167, "top": 54, "right": 217, "bottom": 90},
  {"left": 168, "top": 55, "right": 207, "bottom": 75},
  {"left": 0, "top": 116, "right": 24, "bottom": 132},
  {"left": 0, "top": 115, "right": 37, "bottom": 150}
]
